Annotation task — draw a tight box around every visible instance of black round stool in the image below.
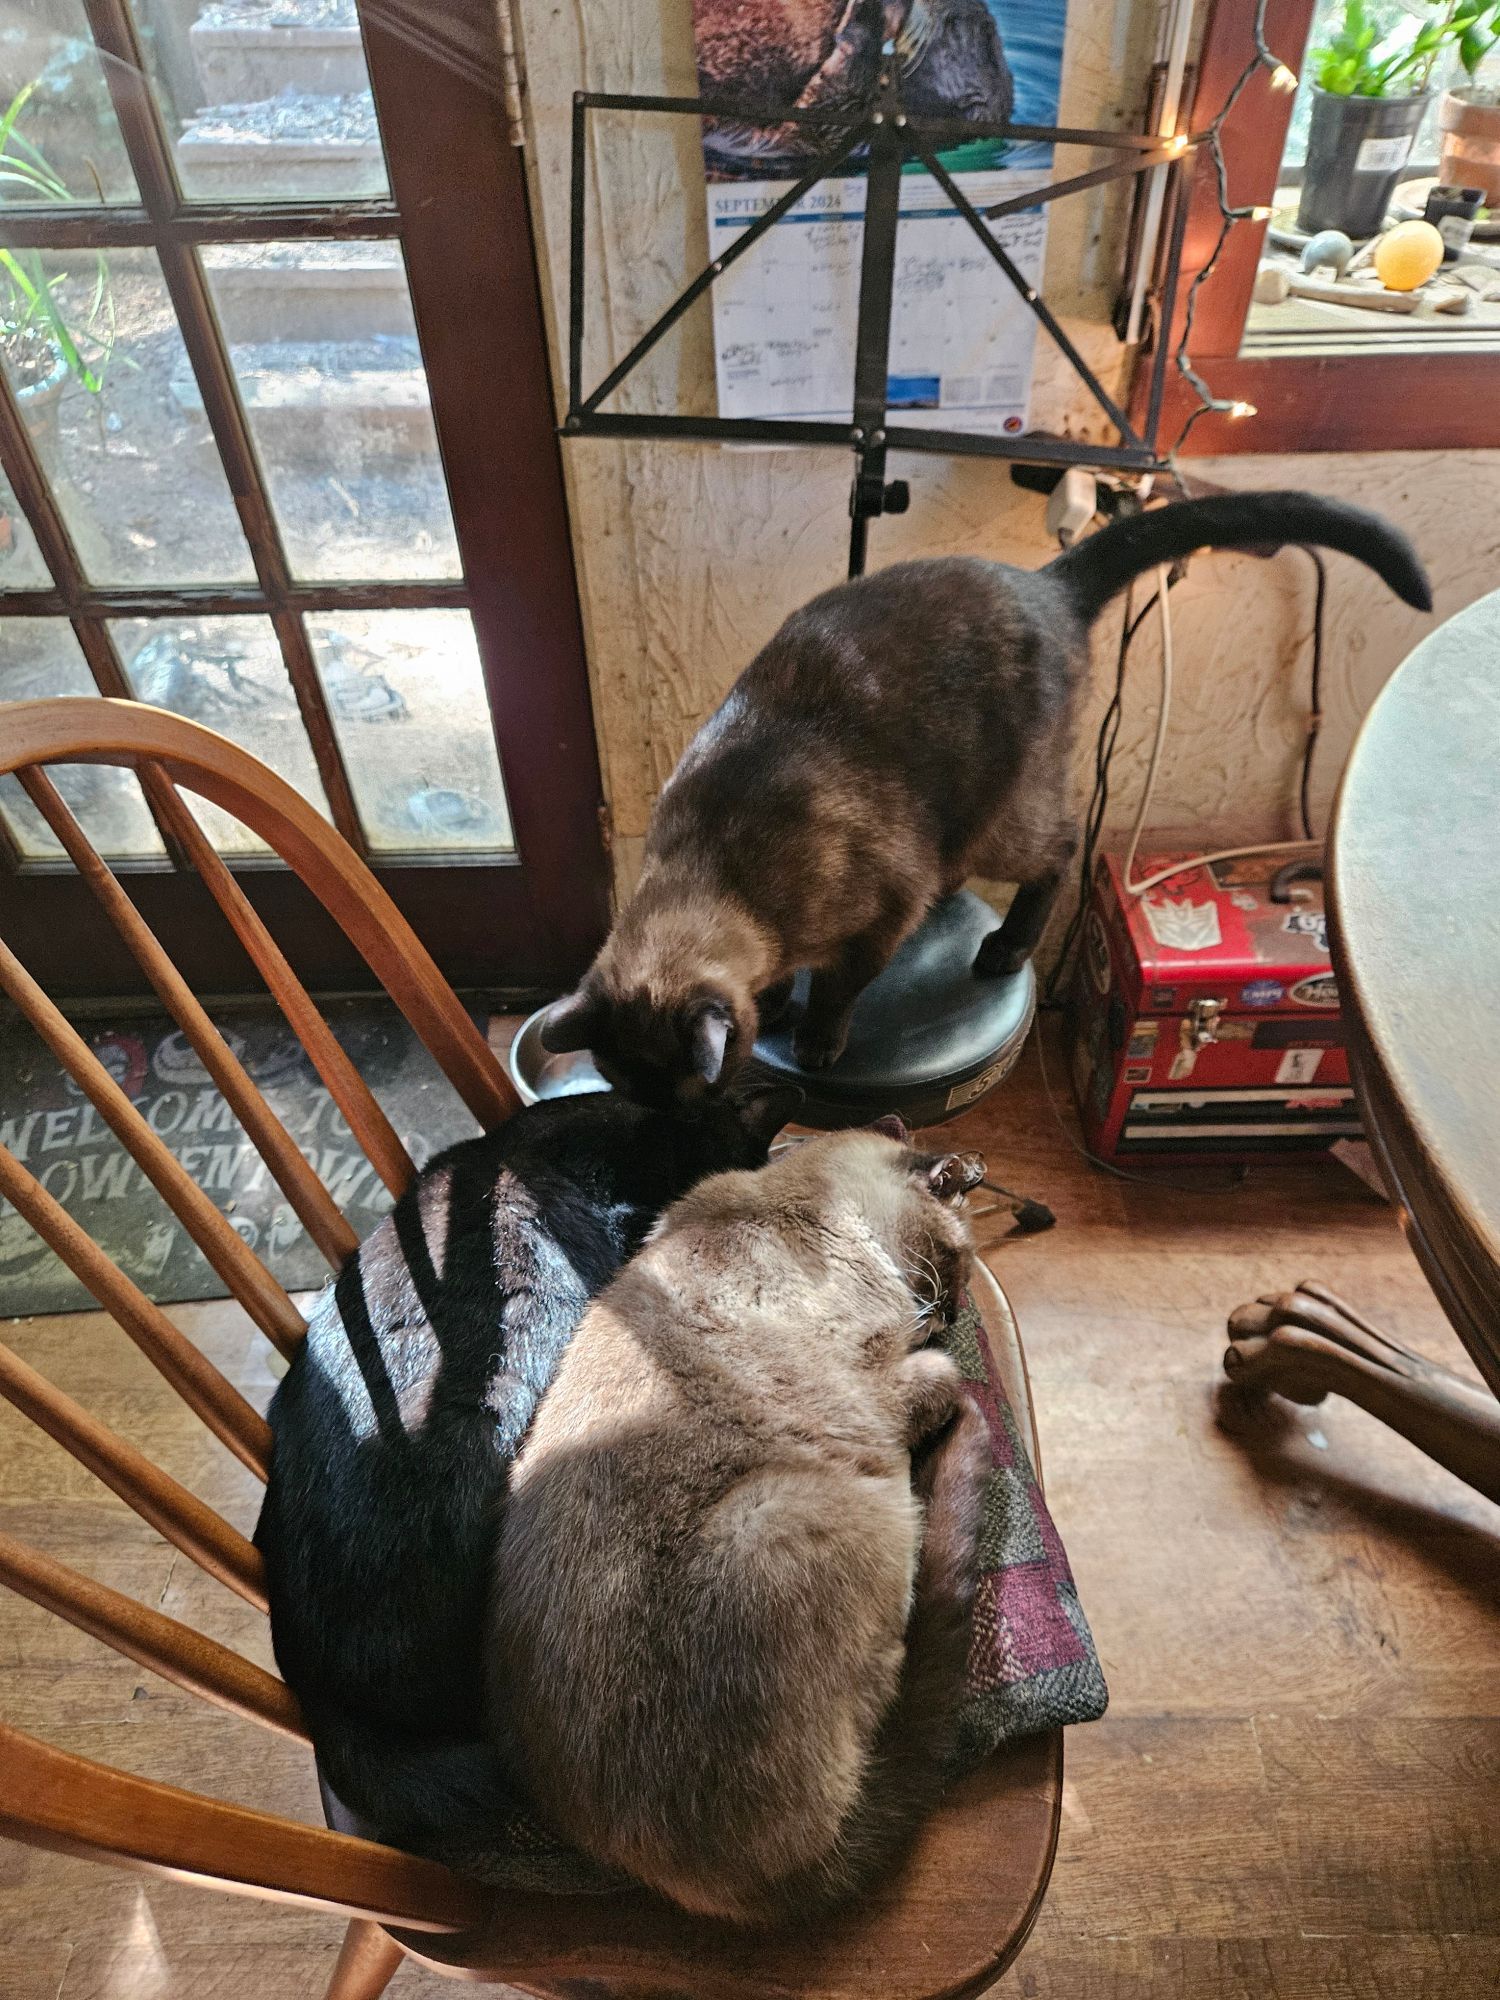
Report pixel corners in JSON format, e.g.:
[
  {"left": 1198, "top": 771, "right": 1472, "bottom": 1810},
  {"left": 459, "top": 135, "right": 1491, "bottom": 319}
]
[{"left": 745, "top": 891, "right": 1035, "bottom": 1129}]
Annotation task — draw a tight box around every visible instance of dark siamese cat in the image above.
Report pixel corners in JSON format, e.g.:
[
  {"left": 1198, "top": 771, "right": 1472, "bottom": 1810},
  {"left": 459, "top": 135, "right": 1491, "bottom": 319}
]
[
  {"left": 489, "top": 1125, "right": 994, "bottom": 1923},
  {"left": 542, "top": 492, "right": 1432, "bottom": 1105},
  {"left": 255, "top": 1087, "right": 795, "bottom": 1863}
]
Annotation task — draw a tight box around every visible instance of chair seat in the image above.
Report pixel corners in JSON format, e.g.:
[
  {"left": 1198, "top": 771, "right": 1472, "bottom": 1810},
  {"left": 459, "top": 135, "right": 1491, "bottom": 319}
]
[
  {"left": 384, "top": 1260, "right": 1062, "bottom": 1999},
  {"left": 747, "top": 892, "right": 1037, "bottom": 1130}
]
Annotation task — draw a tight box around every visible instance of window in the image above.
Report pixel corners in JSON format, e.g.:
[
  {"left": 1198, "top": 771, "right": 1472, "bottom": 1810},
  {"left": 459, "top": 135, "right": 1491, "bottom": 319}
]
[
  {"left": 1132, "top": 0, "right": 1500, "bottom": 453},
  {"left": 0, "top": 0, "right": 607, "bottom": 996}
]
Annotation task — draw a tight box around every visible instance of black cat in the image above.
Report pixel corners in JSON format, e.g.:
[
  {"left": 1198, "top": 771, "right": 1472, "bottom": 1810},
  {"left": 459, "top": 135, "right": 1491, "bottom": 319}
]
[{"left": 255, "top": 1088, "right": 794, "bottom": 1862}]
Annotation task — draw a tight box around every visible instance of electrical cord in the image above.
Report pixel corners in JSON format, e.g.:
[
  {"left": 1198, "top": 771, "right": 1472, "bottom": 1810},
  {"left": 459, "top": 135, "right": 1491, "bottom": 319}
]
[
  {"left": 1045, "top": 538, "right": 1331, "bottom": 988},
  {"left": 1117, "top": 544, "right": 1330, "bottom": 898},
  {"left": 1044, "top": 578, "right": 1173, "bottom": 1003},
  {"left": 1121, "top": 565, "right": 1174, "bottom": 893},
  {"left": 1299, "top": 546, "right": 1328, "bottom": 843}
]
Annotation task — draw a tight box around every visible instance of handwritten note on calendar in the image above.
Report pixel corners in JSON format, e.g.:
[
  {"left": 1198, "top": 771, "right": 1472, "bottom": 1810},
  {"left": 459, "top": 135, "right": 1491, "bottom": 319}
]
[{"left": 706, "top": 169, "right": 1049, "bottom": 436}]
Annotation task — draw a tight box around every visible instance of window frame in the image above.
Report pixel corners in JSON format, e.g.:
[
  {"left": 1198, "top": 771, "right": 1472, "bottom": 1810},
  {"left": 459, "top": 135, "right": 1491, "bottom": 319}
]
[
  {"left": 0, "top": 0, "right": 609, "bottom": 997},
  {"left": 1130, "top": 0, "right": 1500, "bottom": 456}
]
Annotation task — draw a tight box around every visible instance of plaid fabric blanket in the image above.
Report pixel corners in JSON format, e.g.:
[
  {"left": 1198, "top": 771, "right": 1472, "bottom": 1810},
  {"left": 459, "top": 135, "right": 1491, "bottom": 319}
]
[
  {"left": 947, "top": 1294, "right": 1108, "bottom": 1763},
  {"left": 442, "top": 1283, "right": 1106, "bottom": 1891}
]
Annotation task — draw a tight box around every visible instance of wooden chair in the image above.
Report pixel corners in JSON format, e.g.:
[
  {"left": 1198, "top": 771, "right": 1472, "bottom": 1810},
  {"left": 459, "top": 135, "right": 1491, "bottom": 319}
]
[{"left": 0, "top": 697, "right": 1060, "bottom": 2000}]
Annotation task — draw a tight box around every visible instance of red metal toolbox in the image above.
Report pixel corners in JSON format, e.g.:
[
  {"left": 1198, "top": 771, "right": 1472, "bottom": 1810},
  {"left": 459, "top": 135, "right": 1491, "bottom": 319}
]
[{"left": 1065, "top": 849, "right": 1358, "bottom": 1161}]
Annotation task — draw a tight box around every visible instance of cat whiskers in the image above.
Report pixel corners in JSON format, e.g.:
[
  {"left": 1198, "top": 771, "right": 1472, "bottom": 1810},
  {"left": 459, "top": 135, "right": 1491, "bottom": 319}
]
[{"left": 904, "top": 1251, "right": 947, "bottom": 1329}]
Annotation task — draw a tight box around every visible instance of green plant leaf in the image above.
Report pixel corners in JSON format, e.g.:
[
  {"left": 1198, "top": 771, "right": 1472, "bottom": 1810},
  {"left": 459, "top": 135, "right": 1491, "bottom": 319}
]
[{"left": 0, "top": 80, "right": 117, "bottom": 394}]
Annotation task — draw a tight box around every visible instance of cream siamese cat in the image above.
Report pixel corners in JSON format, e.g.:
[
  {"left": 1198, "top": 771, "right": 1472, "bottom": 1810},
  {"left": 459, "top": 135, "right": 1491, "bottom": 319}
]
[
  {"left": 487, "top": 1124, "right": 993, "bottom": 1923},
  {"left": 542, "top": 490, "right": 1430, "bottom": 1103}
]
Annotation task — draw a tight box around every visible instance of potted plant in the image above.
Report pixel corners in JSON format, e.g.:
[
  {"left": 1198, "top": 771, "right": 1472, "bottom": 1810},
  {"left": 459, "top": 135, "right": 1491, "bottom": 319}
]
[
  {"left": 0, "top": 83, "right": 117, "bottom": 471},
  {"left": 1300, "top": 1, "right": 1500, "bottom": 236},
  {"left": 1438, "top": 17, "right": 1500, "bottom": 201}
]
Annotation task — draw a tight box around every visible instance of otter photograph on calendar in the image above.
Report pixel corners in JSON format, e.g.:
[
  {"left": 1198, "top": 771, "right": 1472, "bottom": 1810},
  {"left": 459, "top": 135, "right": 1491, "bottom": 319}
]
[{"left": 691, "top": 0, "right": 1069, "bottom": 433}]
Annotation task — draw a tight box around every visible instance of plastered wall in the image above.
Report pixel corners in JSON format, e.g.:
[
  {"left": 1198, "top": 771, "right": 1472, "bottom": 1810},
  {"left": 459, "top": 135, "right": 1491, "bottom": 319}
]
[{"left": 508, "top": 0, "right": 1499, "bottom": 921}]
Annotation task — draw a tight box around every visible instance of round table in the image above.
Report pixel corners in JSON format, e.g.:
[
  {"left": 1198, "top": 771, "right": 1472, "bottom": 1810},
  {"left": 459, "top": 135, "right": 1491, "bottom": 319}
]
[{"left": 1224, "top": 589, "right": 1500, "bottom": 1504}]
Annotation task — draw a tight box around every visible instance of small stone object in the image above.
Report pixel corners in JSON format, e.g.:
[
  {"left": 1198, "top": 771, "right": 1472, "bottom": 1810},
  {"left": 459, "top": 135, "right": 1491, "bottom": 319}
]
[
  {"left": 1373, "top": 219, "right": 1445, "bottom": 291},
  {"left": 1300, "top": 228, "right": 1355, "bottom": 279}
]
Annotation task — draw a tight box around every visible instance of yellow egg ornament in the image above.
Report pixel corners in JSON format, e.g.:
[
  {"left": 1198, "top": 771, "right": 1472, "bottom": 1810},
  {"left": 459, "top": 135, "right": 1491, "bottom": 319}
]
[{"left": 1373, "top": 220, "right": 1444, "bottom": 292}]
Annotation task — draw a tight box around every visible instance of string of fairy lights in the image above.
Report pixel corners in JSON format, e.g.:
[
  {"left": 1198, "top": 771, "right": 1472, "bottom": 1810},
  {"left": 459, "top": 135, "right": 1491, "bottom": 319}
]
[{"left": 1166, "top": 0, "right": 1300, "bottom": 456}]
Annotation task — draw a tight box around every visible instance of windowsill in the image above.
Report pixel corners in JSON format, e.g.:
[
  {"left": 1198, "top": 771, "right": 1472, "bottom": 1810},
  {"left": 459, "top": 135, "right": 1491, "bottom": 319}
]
[{"left": 1239, "top": 181, "right": 1500, "bottom": 362}]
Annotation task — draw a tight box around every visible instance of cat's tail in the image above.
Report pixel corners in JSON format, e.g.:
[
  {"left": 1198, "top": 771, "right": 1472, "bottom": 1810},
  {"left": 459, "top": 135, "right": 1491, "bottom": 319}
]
[
  {"left": 1047, "top": 490, "right": 1432, "bottom": 626},
  {"left": 300, "top": 1696, "right": 519, "bottom": 1867},
  {"left": 754, "top": 1398, "right": 993, "bottom": 1925}
]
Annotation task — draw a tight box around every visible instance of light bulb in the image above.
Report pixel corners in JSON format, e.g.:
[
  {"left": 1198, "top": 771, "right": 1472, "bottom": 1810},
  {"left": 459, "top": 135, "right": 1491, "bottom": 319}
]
[
  {"left": 1165, "top": 133, "right": 1190, "bottom": 156},
  {"left": 1228, "top": 400, "right": 1258, "bottom": 419},
  {"left": 1248, "top": 205, "right": 1273, "bottom": 222},
  {"left": 1269, "top": 64, "right": 1298, "bottom": 92}
]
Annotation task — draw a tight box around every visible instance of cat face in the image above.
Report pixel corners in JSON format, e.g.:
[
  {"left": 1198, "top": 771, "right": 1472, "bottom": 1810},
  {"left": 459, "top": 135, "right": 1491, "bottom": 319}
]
[
  {"left": 892, "top": 1134, "right": 987, "bottom": 1328},
  {"left": 541, "top": 974, "right": 757, "bottom": 1109},
  {"left": 744, "top": 1123, "right": 985, "bottom": 1335}
]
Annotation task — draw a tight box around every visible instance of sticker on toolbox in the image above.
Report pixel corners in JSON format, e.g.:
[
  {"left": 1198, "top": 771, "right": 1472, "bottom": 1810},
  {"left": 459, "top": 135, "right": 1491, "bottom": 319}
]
[
  {"left": 1276, "top": 1048, "right": 1324, "bottom": 1085},
  {"left": 1252, "top": 1018, "right": 1343, "bottom": 1050},
  {"left": 1240, "top": 979, "right": 1285, "bottom": 1007},
  {"left": 1282, "top": 909, "right": 1330, "bottom": 953},
  {"left": 1150, "top": 985, "right": 1177, "bottom": 1010},
  {"left": 1125, "top": 1062, "right": 1152, "bottom": 1083},
  {"left": 1289, "top": 974, "right": 1339, "bottom": 1009},
  {"left": 1209, "top": 853, "right": 1307, "bottom": 888},
  {"left": 1215, "top": 1020, "right": 1254, "bottom": 1041},
  {"left": 1142, "top": 896, "right": 1222, "bottom": 952},
  {"left": 1127, "top": 1020, "right": 1160, "bottom": 1059}
]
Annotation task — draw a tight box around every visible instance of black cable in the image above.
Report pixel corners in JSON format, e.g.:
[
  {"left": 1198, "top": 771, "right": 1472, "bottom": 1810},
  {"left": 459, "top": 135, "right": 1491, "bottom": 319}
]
[
  {"left": 1298, "top": 545, "right": 1328, "bottom": 843},
  {"left": 1044, "top": 575, "right": 1177, "bottom": 1004},
  {"left": 978, "top": 1178, "right": 1056, "bottom": 1233}
]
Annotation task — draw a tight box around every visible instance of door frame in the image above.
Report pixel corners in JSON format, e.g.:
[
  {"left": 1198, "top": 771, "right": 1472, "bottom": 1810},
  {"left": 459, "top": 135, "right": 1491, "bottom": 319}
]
[{"left": 0, "top": 0, "right": 609, "bottom": 1000}]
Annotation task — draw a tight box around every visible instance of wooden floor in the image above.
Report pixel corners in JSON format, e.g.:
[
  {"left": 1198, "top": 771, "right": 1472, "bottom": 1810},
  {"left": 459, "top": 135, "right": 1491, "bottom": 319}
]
[{"left": 1, "top": 1025, "right": 1496, "bottom": 1998}]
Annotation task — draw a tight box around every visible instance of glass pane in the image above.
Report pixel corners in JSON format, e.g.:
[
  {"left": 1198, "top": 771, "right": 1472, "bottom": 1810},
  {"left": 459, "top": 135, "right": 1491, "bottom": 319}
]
[
  {"left": 114, "top": 615, "right": 331, "bottom": 855},
  {"left": 0, "top": 0, "right": 138, "bottom": 204},
  {"left": 306, "top": 611, "right": 512, "bottom": 854},
  {"left": 0, "top": 461, "right": 49, "bottom": 586},
  {"left": 0, "top": 620, "right": 165, "bottom": 859},
  {"left": 0, "top": 248, "right": 255, "bottom": 586},
  {"left": 130, "top": 0, "right": 389, "bottom": 202},
  {"left": 202, "top": 240, "right": 462, "bottom": 582}
]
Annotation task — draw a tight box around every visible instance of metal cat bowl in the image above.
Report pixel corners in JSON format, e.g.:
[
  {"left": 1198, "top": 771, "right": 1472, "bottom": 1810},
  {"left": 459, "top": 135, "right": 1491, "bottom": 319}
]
[
  {"left": 511, "top": 891, "right": 1034, "bottom": 1129},
  {"left": 508, "top": 1008, "right": 611, "bottom": 1106}
]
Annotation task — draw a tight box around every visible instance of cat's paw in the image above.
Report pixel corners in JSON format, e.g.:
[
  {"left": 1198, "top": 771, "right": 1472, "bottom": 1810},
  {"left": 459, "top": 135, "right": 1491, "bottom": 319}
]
[
  {"left": 973, "top": 931, "right": 1031, "bottom": 980},
  {"left": 912, "top": 1398, "right": 991, "bottom": 1605},
  {"left": 899, "top": 1347, "right": 965, "bottom": 1447},
  {"left": 791, "top": 1022, "right": 849, "bottom": 1071}
]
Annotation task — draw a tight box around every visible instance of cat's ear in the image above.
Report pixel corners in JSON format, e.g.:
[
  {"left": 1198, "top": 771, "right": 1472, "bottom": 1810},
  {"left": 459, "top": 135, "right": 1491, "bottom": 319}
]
[
  {"left": 684, "top": 997, "right": 734, "bottom": 1086},
  {"left": 926, "top": 1151, "right": 986, "bottom": 1201},
  {"left": 731, "top": 1083, "right": 803, "bottom": 1146},
  {"left": 540, "top": 988, "right": 601, "bottom": 1054}
]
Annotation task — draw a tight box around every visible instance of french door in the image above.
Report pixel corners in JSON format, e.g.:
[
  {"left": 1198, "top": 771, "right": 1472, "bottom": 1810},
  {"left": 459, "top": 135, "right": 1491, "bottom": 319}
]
[{"left": 0, "top": 0, "right": 607, "bottom": 999}]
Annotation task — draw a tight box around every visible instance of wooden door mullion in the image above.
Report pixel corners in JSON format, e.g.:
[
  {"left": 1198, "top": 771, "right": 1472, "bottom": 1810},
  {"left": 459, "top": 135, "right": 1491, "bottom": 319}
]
[{"left": 79, "top": 0, "right": 368, "bottom": 856}]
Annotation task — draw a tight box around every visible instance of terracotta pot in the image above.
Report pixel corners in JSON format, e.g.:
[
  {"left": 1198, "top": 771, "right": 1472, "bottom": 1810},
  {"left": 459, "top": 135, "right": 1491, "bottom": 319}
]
[{"left": 1439, "top": 89, "right": 1500, "bottom": 206}]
